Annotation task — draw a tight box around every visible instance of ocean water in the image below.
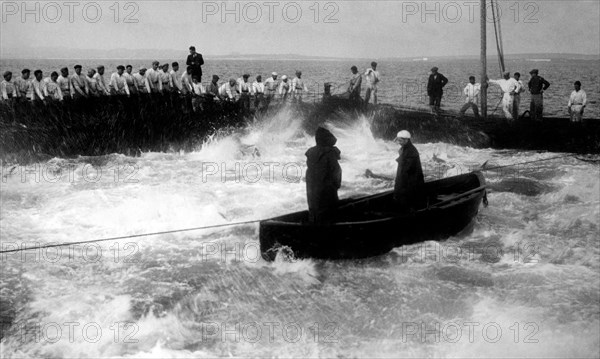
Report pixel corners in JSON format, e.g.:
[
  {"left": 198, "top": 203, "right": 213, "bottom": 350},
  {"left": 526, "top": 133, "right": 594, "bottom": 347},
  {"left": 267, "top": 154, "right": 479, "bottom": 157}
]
[
  {"left": 0, "top": 59, "right": 599, "bottom": 358},
  {"left": 1, "top": 58, "right": 598, "bottom": 118}
]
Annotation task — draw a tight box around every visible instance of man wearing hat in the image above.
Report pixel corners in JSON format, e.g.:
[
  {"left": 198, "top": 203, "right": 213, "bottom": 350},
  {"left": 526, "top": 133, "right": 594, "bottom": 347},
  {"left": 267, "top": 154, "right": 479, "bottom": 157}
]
[
  {"left": 15, "top": 69, "right": 33, "bottom": 101},
  {"left": 291, "top": 70, "right": 307, "bottom": 103},
  {"left": 527, "top": 69, "right": 550, "bottom": 121},
  {"left": 394, "top": 130, "right": 424, "bottom": 212},
  {"left": 134, "top": 68, "right": 150, "bottom": 94},
  {"left": 70, "top": 65, "right": 88, "bottom": 99},
  {"left": 278, "top": 75, "right": 291, "bottom": 101},
  {"left": 488, "top": 71, "right": 519, "bottom": 120},
  {"left": 252, "top": 75, "right": 265, "bottom": 109},
  {"left": 427, "top": 67, "right": 448, "bottom": 115},
  {"left": 264, "top": 72, "right": 279, "bottom": 104},
  {"left": 237, "top": 74, "right": 252, "bottom": 111},
  {"left": 305, "top": 127, "right": 342, "bottom": 223}
]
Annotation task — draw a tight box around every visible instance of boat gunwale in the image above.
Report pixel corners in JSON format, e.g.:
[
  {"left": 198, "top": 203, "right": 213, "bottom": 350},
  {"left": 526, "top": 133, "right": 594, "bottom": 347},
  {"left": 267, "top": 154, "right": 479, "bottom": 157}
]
[{"left": 262, "top": 188, "right": 486, "bottom": 227}]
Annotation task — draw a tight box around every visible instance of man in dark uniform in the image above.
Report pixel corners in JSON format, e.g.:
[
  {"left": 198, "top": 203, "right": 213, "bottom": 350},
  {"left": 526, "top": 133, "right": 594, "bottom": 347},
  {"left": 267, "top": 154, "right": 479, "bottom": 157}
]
[
  {"left": 186, "top": 46, "right": 204, "bottom": 82},
  {"left": 306, "top": 127, "right": 342, "bottom": 223},
  {"left": 427, "top": 67, "right": 448, "bottom": 115},
  {"left": 394, "top": 130, "right": 425, "bottom": 212},
  {"left": 527, "top": 69, "right": 550, "bottom": 121}
]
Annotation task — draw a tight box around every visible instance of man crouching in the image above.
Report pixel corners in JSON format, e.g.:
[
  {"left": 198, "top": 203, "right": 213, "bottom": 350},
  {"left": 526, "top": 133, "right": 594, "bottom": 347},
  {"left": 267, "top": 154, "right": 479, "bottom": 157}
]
[{"left": 306, "top": 127, "right": 342, "bottom": 223}]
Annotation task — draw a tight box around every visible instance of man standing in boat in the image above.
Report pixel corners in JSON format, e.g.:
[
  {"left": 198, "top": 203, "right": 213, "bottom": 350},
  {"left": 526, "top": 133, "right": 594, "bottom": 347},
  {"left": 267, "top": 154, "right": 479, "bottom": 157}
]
[
  {"left": 567, "top": 81, "right": 587, "bottom": 123},
  {"left": 459, "top": 76, "right": 480, "bottom": 119},
  {"left": 528, "top": 69, "right": 550, "bottom": 121},
  {"left": 70, "top": 65, "right": 89, "bottom": 99},
  {"left": 394, "top": 130, "right": 424, "bottom": 212},
  {"left": 15, "top": 69, "right": 33, "bottom": 102},
  {"left": 306, "top": 127, "right": 342, "bottom": 223},
  {"left": 264, "top": 72, "right": 279, "bottom": 105},
  {"left": 186, "top": 46, "right": 204, "bottom": 82},
  {"left": 427, "top": 67, "right": 448, "bottom": 115},
  {"left": 1, "top": 71, "right": 18, "bottom": 101},
  {"left": 57, "top": 67, "right": 72, "bottom": 100}
]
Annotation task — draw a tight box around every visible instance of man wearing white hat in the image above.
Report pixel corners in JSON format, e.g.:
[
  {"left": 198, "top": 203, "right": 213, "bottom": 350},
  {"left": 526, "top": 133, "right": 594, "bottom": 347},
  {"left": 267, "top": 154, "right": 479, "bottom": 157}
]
[
  {"left": 394, "top": 130, "right": 424, "bottom": 212},
  {"left": 487, "top": 71, "right": 518, "bottom": 120},
  {"left": 264, "top": 72, "right": 279, "bottom": 105},
  {"left": 278, "top": 75, "right": 291, "bottom": 101}
]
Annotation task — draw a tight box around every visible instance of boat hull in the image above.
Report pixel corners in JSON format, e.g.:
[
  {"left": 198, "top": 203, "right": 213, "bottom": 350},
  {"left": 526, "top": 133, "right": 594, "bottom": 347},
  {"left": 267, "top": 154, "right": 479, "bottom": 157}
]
[{"left": 260, "top": 172, "right": 486, "bottom": 260}]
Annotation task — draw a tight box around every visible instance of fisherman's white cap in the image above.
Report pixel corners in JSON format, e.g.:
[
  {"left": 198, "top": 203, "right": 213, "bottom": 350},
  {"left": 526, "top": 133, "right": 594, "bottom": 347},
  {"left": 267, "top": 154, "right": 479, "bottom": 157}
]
[
  {"left": 396, "top": 130, "right": 411, "bottom": 139},
  {"left": 272, "top": 72, "right": 278, "bottom": 76},
  {"left": 281, "top": 75, "right": 288, "bottom": 80}
]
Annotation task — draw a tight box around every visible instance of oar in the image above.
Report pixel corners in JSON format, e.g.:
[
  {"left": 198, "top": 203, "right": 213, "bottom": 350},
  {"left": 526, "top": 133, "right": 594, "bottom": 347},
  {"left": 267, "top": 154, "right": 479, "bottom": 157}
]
[{"left": 365, "top": 169, "right": 394, "bottom": 181}]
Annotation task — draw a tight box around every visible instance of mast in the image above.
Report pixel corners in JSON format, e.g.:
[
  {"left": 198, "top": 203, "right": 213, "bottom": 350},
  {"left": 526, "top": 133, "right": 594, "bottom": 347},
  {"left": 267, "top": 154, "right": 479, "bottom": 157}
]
[{"left": 481, "top": 0, "right": 487, "bottom": 120}]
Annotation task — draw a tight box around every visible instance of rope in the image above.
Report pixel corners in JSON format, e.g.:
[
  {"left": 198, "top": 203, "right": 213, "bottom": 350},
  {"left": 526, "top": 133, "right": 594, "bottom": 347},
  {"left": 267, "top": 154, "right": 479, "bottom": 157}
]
[
  {"left": 1, "top": 154, "right": 587, "bottom": 255},
  {"left": 0, "top": 217, "right": 275, "bottom": 254}
]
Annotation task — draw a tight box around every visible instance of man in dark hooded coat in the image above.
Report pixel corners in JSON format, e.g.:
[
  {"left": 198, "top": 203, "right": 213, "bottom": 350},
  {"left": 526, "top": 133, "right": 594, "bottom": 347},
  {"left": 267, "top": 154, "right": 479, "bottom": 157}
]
[
  {"left": 394, "top": 130, "right": 425, "bottom": 211},
  {"left": 306, "top": 127, "right": 342, "bottom": 223}
]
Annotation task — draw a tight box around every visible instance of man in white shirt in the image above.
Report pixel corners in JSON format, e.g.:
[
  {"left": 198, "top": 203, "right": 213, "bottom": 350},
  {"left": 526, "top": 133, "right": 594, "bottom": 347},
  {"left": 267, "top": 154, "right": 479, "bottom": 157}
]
[
  {"left": 31, "top": 70, "right": 45, "bottom": 102},
  {"left": 264, "top": 72, "right": 279, "bottom": 104},
  {"left": 364, "top": 62, "right": 380, "bottom": 105},
  {"left": 191, "top": 76, "right": 206, "bottom": 112},
  {"left": 86, "top": 69, "right": 100, "bottom": 97},
  {"left": 237, "top": 74, "right": 252, "bottom": 111},
  {"left": 488, "top": 71, "right": 518, "bottom": 120},
  {"left": 70, "top": 65, "right": 88, "bottom": 99},
  {"left": 43, "top": 71, "right": 63, "bottom": 101},
  {"left": 252, "top": 75, "right": 265, "bottom": 109},
  {"left": 134, "top": 68, "right": 150, "bottom": 94},
  {"left": 110, "top": 65, "right": 130, "bottom": 96},
  {"left": 1, "top": 71, "right": 18, "bottom": 101},
  {"left": 94, "top": 65, "right": 110, "bottom": 96},
  {"left": 170, "top": 62, "right": 183, "bottom": 93},
  {"left": 14, "top": 69, "right": 32, "bottom": 101},
  {"left": 57, "top": 67, "right": 72, "bottom": 100},
  {"left": 512, "top": 72, "right": 525, "bottom": 120},
  {"left": 123, "top": 65, "right": 137, "bottom": 95},
  {"left": 145, "top": 61, "right": 162, "bottom": 94},
  {"left": 459, "top": 76, "right": 480, "bottom": 119},
  {"left": 159, "top": 63, "right": 172, "bottom": 93},
  {"left": 291, "top": 70, "right": 307, "bottom": 103},
  {"left": 568, "top": 81, "right": 587, "bottom": 122},
  {"left": 180, "top": 66, "right": 194, "bottom": 95},
  {"left": 278, "top": 75, "right": 291, "bottom": 101},
  {"left": 219, "top": 78, "right": 238, "bottom": 101}
]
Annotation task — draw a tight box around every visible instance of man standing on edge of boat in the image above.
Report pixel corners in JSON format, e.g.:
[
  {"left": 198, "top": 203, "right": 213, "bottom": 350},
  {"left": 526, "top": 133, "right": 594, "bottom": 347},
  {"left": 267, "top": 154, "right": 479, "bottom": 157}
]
[
  {"left": 394, "top": 130, "right": 424, "bottom": 212},
  {"left": 528, "top": 69, "right": 550, "bottom": 121},
  {"left": 186, "top": 46, "right": 204, "bottom": 82},
  {"left": 427, "top": 67, "right": 448, "bottom": 116},
  {"left": 568, "top": 81, "right": 587, "bottom": 123},
  {"left": 1, "top": 71, "right": 18, "bottom": 101},
  {"left": 364, "top": 62, "right": 380, "bottom": 106},
  {"left": 512, "top": 72, "right": 524, "bottom": 120},
  {"left": 306, "top": 127, "right": 342, "bottom": 223},
  {"left": 348, "top": 66, "right": 362, "bottom": 105},
  {"left": 459, "top": 76, "right": 480, "bottom": 119},
  {"left": 487, "top": 72, "right": 518, "bottom": 121}
]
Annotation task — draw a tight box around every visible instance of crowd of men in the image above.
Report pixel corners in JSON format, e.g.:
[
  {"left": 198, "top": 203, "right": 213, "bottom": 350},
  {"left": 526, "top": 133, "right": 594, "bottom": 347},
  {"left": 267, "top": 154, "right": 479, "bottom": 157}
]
[
  {"left": 0, "top": 47, "right": 588, "bottom": 122},
  {"left": 431, "top": 67, "right": 588, "bottom": 122}
]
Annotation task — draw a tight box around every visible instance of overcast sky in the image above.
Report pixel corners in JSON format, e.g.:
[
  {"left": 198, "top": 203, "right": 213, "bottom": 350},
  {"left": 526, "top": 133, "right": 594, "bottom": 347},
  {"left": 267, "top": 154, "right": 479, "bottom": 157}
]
[{"left": 1, "top": 0, "right": 599, "bottom": 58}]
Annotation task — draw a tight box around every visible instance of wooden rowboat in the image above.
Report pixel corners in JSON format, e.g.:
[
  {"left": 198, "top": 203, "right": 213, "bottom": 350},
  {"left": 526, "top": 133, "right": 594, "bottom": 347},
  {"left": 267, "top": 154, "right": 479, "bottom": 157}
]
[{"left": 259, "top": 171, "right": 487, "bottom": 261}]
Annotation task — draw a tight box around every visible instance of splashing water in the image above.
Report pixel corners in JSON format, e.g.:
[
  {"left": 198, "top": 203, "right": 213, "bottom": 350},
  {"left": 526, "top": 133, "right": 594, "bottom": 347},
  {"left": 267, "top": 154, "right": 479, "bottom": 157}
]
[{"left": 1, "top": 107, "right": 598, "bottom": 358}]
